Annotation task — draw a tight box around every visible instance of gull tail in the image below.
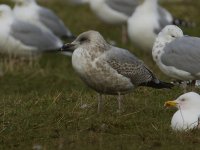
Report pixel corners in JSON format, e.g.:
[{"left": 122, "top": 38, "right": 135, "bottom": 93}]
[
  {"left": 140, "top": 80, "right": 174, "bottom": 89},
  {"left": 173, "top": 18, "right": 196, "bottom": 28}
]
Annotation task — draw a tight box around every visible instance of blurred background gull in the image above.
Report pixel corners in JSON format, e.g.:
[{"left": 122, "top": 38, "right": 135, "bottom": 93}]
[
  {"left": 128, "top": 0, "right": 195, "bottom": 52},
  {"left": 0, "top": 4, "right": 62, "bottom": 58},
  {"left": 71, "top": 0, "right": 140, "bottom": 43},
  {"left": 12, "top": 0, "right": 75, "bottom": 39}
]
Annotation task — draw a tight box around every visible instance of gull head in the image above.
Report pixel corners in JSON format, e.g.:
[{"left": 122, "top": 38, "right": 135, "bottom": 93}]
[
  {"left": 61, "top": 30, "right": 108, "bottom": 53},
  {"left": 12, "top": 0, "right": 35, "bottom": 6},
  {"left": 0, "top": 5, "right": 12, "bottom": 18},
  {"left": 158, "top": 25, "right": 183, "bottom": 43},
  {"left": 165, "top": 92, "right": 200, "bottom": 111}
]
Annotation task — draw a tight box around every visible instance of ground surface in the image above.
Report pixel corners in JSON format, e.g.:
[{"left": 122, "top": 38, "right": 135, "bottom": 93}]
[{"left": 1, "top": 0, "right": 200, "bottom": 149}]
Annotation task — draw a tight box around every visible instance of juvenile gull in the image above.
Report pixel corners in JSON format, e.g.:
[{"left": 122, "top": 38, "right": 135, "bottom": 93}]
[
  {"left": 152, "top": 25, "right": 200, "bottom": 81},
  {"left": 61, "top": 30, "right": 173, "bottom": 113},
  {"left": 127, "top": 0, "right": 194, "bottom": 51},
  {"left": 0, "top": 5, "right": 62, "bottom": 57},
  {"left": 13, "top": 0, "right": 74, "bottom": 39},
  {"left": 165, "top": 92, "right": 200, "bottom": 131}
]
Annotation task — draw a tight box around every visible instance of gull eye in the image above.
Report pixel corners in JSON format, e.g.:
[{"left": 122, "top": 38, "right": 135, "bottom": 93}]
[
  {"left": 171, "top": 35, "right": 176, "bottom": 38},
  {"left": 80, "top": 37, "right": 87, "bottom": 42},
  {"left": 181, "top": 98, "right": 185, "bottom": 102}
]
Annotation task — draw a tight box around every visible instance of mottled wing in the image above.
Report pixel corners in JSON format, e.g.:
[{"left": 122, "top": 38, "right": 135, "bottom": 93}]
[
  {"left": 38, "top": 6, "right": 72, "bottom": 37},
  {"left": 106, "top": 46, "right": 155, "bottom": 85},
  {"left": 105, "top": 0, "right": 139, "bottom": 16},
  {"left": 161, "top": 36, "right": 200, "bottom": 75},
  {"left": 11, "top": 19, "right": 62, "bottom": 50}
]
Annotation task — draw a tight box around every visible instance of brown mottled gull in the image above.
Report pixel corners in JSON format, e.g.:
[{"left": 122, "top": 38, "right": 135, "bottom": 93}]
[{"left": 61, "top": 30, "right": 173, "bottom": 113}]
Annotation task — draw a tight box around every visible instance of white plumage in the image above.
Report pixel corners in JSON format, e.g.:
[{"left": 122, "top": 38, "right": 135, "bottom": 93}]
[
  {"left": 165, "top": 92, "right": 200, "bottom": 131},
  {"left": 89, "top": 0, "right": 128, "bottom": 25},
  {"left": 152, "top": 25, "right": 200, "bottom": 81},
  {"left": 13, "top": 0, "right": 73, "bottom": 38},
  {"left": 0, "top": 4, "right": 62, "bottom": 57},
  {"left": 127, "top": 0, "right": 173, "bottom": 51}
]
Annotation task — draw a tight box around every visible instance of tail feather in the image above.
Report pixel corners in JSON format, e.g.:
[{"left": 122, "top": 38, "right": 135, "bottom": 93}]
[
  {"left": 173, "top": 18, "right": 196, "bottom": 28},
  {"left": 140, "top": 81, "right": 174, "bottom": 89}
]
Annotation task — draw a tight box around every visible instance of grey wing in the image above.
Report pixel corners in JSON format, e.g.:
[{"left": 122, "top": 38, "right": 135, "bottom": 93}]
[
  {"left": 154, "top": 7, "right": 172, "bottom": 34},
  {"left": 38, "top": 6, "right": 72, "bottom": 37},
  {"left": 10, "top": 19, "right": 62, "bottom": 51},
  {"left": 105, "top": 0, "right": 139, "bottom": 16},
  {"left": 161, "top": 36, "right": 200, "bottom": 75},
  {"left": 105, "top": 46, "right": 155, "bottom": 85}
]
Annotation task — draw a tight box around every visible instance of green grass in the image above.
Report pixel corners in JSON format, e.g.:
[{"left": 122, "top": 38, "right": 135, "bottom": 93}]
[{"left": 1, "top": 0, "right": 200, "bottom": 149}]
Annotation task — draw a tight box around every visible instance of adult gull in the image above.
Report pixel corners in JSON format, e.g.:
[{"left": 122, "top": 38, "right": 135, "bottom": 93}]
[
  {"left": 61, "top": 30, "right": 173, "bottom": 113},
  {"left": 165, "top": 92, "right": 200, "bottom": 131},
  {"left": 128, "top": 0, "right": 194, "bottom": 51},
  {"left": 13, "top": 0, "right": 74, "bottom": 39},
  {"left": 0, "top": 4, "right": 62, "bottom": 57},
  {"left": 88, "top": 0, "right": 139, "bottom": 43},
  {"left": 152, "top": 25, "right": 200, "bottom": 81},
  {"left": 89, "top": 0, "right": 139, "bottom": 24}
]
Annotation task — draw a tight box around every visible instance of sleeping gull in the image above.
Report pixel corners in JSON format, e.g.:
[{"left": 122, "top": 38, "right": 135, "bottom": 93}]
[
  {"left": 0, "top": 4, "right": 62, "bottom": 57},
  {"left": 165, "top": 92, "right": 200, "bottom": 131},
  {"left": 152, "top": 25, "right": 200, "bottom": 82},
  {"left": 61, "top": 30, "right": 173, "bottom": 113},
  {"left": 128, "top": 0, "right": 194, "bottom": 51},
  {"left": 88, "top": 0, "right": 139, "bottom": 43},
  {"left": 13, "top": 0, "right": 74, "bottom": 39}
]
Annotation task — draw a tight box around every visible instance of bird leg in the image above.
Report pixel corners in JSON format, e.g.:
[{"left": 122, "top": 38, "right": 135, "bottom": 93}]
[
  {"left": 122, "top": 24, "right": 128, "bottom": 44},
  {"left": 117, "top": 92, "right": 122, "bottom": 113},
  {"left": 97, "top": 94, "right": 103, "bottom": 113}
]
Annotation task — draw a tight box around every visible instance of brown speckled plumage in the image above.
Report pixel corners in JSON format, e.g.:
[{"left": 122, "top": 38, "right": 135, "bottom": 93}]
[
  {"left": 108, "top": 59, "right": 153, "bottom": 86},
  {"left": 62, "top": 30, "right": 173, "bottom": 112}
]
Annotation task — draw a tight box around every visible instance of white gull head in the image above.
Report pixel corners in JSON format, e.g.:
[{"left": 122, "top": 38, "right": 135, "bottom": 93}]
[
  {"left": 157, "top": 25, "right": 183, "bottom": 43},
  {"left": 152, "top": 25, "right": 183, "bottom": 62},
  {"left": 165, "top": 92, "right": 200, "bottom": 131}
]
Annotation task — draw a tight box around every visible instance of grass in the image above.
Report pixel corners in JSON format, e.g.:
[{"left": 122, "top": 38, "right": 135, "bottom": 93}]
[{"left": 1, "top": 0, "right": 200, "bottom": 149}]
